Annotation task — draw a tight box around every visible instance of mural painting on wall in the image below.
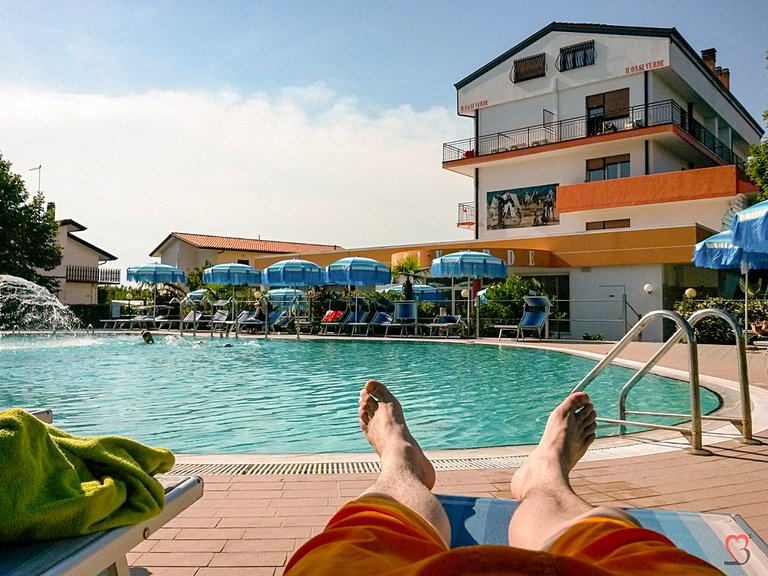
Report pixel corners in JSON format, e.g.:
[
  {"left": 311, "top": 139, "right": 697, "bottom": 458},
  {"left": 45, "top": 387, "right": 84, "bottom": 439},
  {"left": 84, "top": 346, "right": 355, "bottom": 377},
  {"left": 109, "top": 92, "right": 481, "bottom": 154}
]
[{"left": 487, "top": 184, "right": 558, "bottom": 230}]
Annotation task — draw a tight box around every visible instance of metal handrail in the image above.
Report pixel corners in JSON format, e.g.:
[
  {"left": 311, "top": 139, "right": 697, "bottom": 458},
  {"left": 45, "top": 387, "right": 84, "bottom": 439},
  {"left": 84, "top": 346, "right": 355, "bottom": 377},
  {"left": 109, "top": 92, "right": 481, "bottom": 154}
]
[
  {"left": 571, "top": 308, "right": 758, "bottom": 455},
  {"left": 443, "top": 99, "right": 746, "bottom": 171},
  {"left": 571, "top": 309, "right": 706, "bottom": 453}
]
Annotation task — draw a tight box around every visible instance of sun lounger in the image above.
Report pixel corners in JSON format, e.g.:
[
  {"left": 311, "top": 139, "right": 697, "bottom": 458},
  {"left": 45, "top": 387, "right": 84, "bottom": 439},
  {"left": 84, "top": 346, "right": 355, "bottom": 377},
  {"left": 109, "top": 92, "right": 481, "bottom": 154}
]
[
  {"left": 0, "top": 475, "right": 204, "bottom": 576},
  {"left": 344, "top": 309, "right": 373, "bottom": 336},
  {"left": 437, "top": 494, "right": 768, "bottom": 570},
  {"left": 364, "top": 311, "right": 393, "bottom": 336},
  {"left": 385, "top": 301, "right": 420, "bottom": 337},
  {"left": 425, "top": 314, "right": 464, "bottom": 338},
  {"left": 319, "top": 309, "right": 346, "bottom": 335},
  {"left": 494, "top": 295, "right": 551, "bottom": 340}
]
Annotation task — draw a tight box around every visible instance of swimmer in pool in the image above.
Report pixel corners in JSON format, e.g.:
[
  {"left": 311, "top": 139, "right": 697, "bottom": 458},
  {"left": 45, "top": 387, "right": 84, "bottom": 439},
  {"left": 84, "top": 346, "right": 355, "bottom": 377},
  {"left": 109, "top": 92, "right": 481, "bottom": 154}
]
[{"left": 141, "top": 330, "right": 154, "bottom": 344}]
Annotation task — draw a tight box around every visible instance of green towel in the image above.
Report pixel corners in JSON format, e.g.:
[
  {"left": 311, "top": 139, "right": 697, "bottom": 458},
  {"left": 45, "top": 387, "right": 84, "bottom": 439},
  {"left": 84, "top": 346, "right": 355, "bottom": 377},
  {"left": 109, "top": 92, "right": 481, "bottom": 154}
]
[{"left": 0, "top": 408, "right": 175, "bottom": 543}]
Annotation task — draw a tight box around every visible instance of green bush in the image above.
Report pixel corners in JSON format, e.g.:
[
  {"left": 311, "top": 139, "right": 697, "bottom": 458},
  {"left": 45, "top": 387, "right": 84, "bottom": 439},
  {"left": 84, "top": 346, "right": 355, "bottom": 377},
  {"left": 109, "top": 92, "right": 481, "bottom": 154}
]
[{"left": 672, "top": 296, "right": 768, "bottom": 344}]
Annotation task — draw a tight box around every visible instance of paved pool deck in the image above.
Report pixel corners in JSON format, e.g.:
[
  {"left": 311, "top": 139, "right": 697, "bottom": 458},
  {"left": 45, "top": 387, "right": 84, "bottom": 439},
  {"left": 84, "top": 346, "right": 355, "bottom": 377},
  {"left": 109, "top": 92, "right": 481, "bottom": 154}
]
[{"left": 127, "top": 338, "right": 768, "bottom": 576}]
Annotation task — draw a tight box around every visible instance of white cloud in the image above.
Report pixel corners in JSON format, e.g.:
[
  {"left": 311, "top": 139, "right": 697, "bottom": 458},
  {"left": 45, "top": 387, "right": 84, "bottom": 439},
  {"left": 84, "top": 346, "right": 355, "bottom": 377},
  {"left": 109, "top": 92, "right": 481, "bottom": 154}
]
[{"left": 0, "top": 84, "right": 472, "bottom": 272}]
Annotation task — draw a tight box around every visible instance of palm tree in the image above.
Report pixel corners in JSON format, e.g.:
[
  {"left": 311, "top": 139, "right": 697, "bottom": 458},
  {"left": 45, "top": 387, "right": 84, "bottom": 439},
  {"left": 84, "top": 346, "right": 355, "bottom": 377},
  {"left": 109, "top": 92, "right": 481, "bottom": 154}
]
[{"left": 391, "top": 255, "right": 428, "bottom": 300}]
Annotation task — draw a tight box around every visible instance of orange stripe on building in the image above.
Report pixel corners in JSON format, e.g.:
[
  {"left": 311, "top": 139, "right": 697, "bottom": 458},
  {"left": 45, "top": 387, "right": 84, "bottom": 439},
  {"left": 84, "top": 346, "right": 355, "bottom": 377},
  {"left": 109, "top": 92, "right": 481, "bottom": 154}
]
[{"left": 558, "top": 165, "right": 750, "bottom": 213}]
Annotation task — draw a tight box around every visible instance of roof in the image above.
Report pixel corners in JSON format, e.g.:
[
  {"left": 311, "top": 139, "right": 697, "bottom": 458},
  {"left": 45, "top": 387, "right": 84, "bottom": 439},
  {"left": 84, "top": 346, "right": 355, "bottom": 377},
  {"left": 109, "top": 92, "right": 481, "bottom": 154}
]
[
  {"left": 58, "top": 219, "right": 87, "bottom": 232},
  {"left": 455, "top": 22, "right": 763, "bottom": 136},
  {"left": 66, "top": 232, "right": 118, "bottom": 261},
  {"left": 150, "top": 232, "right": 341, "bottom": 257}
]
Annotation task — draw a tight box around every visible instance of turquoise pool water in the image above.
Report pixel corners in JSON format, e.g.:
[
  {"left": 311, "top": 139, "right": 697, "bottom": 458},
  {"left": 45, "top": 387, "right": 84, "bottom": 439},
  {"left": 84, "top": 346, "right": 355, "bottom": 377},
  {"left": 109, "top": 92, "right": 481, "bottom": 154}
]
[{"left": 0, "top": 334, "right": 720, "bottom": 454}]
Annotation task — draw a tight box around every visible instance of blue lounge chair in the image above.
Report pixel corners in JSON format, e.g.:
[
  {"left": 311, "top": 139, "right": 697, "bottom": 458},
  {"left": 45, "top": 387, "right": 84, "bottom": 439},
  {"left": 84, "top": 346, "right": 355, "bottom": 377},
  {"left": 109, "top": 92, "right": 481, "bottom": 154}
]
[
  {"left": 437, "top": 494, "right": 768, "bottom": 570},
  {"left": 495, "top": 295, "right": 551, "bottom": 340},
  {"left": 385, "top": 301, "right": 419, "bottom": 337},
  {"left": 425, "top": 314, "right": 464, "bottom": 338},
  {"left": 364, "top": 311, "right": 393, "bottom": 336}
]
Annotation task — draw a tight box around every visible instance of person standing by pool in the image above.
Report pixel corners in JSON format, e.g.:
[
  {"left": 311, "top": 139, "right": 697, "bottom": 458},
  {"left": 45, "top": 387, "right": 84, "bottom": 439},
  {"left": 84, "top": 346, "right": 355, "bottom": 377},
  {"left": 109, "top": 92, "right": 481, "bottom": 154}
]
[{"left": 284, "top": 380, "right": 722, "bottom": 575}]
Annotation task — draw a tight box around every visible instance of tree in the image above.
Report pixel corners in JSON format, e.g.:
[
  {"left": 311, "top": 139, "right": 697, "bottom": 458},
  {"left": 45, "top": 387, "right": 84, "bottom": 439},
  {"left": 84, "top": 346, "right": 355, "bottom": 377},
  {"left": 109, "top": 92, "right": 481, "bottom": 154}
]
[
  {"left": 748, "top": 51, "right": 768, "bottom": 200},
  {"left": 0, "top": 153, "right": 61, "bottom": 290}
]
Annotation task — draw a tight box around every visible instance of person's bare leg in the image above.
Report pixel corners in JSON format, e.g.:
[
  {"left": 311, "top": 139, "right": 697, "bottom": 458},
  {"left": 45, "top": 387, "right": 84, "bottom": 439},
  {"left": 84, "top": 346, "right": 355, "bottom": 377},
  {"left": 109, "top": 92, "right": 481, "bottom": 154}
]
[
  {"left": 507, "top": 392, "right": 598, "bottom": 550},
  {"left": 358, "top": 380, "right": 451, "bottom": 545}
]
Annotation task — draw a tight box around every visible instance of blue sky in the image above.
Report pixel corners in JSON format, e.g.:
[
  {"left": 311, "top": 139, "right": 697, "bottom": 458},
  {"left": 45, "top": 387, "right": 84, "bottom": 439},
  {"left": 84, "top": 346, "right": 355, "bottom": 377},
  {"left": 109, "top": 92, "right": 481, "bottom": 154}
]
[{"left": 0, "top": 1, "right": 766, "bottom": 269}]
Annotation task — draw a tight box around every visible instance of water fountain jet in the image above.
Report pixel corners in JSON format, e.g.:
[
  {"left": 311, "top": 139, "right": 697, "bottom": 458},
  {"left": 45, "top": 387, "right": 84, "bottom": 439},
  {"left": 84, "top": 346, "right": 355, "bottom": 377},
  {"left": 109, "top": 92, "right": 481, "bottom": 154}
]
[{"left": 0, "top": 275, "right": 81, "bottom": 332}]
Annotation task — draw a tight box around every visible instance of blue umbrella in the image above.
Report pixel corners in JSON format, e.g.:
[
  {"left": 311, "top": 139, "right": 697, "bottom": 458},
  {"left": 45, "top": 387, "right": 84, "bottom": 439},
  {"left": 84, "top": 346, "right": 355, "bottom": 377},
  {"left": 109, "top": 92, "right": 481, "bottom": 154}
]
[
  {"left": 731, "top": 200, "right": 768, "bottom": 253},
  {"left": 431, "top": 251, "right": 507, "bottom": 319},
  {"left": 430, "top": 251, "right": 507, "bottom": 279},
  {"left": 327, "top": 257, "right": 391, "bottom": 322},
  {"left": 378, "top": 283, "right": 443, "bottom": 302},
  {"left": 127, "top": 263, "right": 187, "bottom": 317},
  {"left": 127, "top": 263, "right": 186, "bottom": 284},
  {"left": 203, "top": 262, "right": 262, "bottom": 286},
  {"left": 187, "top": 288, "right": 209, "bottom": 302},
  {"left": 266, "top": 288, "right": 306, "bottom": 309},
  {"left": 326, "top": 257, "right": 391, "bottom": 286},
  {"left": 264, "top": 259, "right": 326, "bottom": 287},
  {"left": 693, "top": 230, "right": 768, "bottom": 331}
]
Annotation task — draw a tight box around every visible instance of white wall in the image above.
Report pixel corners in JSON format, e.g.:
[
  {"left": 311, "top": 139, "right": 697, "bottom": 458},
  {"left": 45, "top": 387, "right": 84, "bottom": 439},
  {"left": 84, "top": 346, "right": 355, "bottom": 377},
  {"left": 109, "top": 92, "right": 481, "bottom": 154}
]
[
  {"left": 569, "top": 264, "right": 664, "bottom": 341},
  {"left": 459, "top": 31, "right": 669, "bottom": 116}
]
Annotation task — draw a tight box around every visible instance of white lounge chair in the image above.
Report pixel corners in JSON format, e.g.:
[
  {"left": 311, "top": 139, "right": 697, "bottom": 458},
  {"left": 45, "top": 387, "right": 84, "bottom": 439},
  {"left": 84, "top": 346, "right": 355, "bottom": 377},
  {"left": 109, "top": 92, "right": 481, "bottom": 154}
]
[{"left": 0, "top": 475, "right": 203, "bottom": 576}]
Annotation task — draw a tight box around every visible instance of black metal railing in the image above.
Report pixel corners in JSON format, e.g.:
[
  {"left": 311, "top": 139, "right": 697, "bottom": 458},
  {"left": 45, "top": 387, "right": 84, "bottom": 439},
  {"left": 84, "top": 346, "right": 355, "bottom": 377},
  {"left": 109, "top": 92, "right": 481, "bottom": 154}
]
[
  {"left": 66, "top": 266, "right": 121, "bottom": 284},
  {"left": 458, "top": 202, "right": 475, "bottom": 226},
  {"left": 443, "top": 99, "right": 745, "bottom": 171}
]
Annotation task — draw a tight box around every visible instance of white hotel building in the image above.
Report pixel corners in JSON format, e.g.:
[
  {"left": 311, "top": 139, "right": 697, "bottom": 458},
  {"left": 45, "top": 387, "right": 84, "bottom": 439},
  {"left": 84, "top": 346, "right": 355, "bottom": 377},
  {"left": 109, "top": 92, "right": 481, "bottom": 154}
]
[
  {"left": 437, "top": 22, "right": 763, "bottom": 341},
  {"left": 168, "top": 23, "right": 764, "bottom": 342}
]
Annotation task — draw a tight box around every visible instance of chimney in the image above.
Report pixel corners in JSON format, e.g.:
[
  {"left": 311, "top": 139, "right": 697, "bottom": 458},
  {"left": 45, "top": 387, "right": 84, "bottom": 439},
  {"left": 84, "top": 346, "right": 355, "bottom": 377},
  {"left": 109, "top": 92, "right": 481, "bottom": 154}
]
[
  {"left": 46, "top": 202, "right": 56, "bottom": 217},
  {"left": 717, "top": 67, "right": 730, "bottom": 90},
  {"left": 701, "top": 48, "right": 717, "bottom": 72}
]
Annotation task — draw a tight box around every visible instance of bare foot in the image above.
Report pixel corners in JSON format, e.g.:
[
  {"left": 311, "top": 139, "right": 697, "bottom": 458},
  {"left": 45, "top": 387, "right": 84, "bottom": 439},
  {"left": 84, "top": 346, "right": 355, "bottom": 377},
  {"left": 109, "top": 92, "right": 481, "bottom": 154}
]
[
  {"left": 359, "top": 380, "right": 436, "bottom": 490},
  {"left": 510, "top": 392, "right": 596, "bottom": 499}
]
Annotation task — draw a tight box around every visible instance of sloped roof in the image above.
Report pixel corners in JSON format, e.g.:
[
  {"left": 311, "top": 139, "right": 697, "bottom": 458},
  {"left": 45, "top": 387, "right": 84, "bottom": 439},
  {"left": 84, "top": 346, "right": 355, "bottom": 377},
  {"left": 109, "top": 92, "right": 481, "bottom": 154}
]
[
  {"left": 150, "top": 232, "right": 341, "bottom": 257},
  {"left": 455, "top": 21, "right": 763, "bottom": 136},
  {"left": 66, "top": 233, "right": 117, "bottom": 261}
]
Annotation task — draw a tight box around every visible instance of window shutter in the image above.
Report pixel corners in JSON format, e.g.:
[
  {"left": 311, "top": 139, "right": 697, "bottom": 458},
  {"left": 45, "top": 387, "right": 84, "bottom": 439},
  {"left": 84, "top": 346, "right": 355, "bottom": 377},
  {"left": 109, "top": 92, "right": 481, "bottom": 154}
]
[{"left": 604, "top": 88, "right": 629, "bottom": 118}]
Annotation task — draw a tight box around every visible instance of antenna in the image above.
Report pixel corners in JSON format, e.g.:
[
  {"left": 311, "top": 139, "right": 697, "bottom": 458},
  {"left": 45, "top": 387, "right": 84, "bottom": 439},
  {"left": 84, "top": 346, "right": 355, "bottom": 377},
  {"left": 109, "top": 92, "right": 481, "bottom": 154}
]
[{"left": 29, "top": 164, "right": 42, "bottom": 193}]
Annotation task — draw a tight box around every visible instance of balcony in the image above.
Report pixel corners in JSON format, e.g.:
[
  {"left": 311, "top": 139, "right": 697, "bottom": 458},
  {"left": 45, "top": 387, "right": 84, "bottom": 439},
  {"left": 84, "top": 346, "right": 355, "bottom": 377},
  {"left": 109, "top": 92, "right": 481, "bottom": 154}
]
[
  {"left": 557, "top": 165, "right": 754, "bottom": 214},
  {"left": 66, "top": 266, "right": 121, "bottom": 284},
  {"left": 443, "top": 99, "right": 745, "bottom": 171},
  {"left": 458, "top": 202, "right": 475, "bottom": 229}
]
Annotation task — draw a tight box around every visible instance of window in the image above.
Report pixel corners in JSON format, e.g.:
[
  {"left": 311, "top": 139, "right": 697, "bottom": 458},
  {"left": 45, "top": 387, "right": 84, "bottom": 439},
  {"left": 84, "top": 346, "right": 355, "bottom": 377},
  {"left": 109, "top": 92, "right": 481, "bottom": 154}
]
[
  {"left": 557, "top": 40, "right": 595, "bottom": 71},
  {"left": 586, "top": 88, "right": 629, "bottom": 135},
  {"left": 512, "top": 53, "right": 546, "bottom": 83},
  {"left": 586, "top": 219, "right": 630, "bottom": 230},
  {"left": 237, "top": 259, "right": 249, "bottom": 265},
  {"left": 586, "top": 154, "right": 630, "bottom": 182}
]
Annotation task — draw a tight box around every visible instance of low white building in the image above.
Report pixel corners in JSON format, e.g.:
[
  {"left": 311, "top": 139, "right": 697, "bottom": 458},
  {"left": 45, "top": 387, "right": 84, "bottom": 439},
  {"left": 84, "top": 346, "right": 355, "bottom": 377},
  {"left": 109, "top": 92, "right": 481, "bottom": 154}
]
[{"left": 42, "top": 216, "right": 120, "bottom": 305}]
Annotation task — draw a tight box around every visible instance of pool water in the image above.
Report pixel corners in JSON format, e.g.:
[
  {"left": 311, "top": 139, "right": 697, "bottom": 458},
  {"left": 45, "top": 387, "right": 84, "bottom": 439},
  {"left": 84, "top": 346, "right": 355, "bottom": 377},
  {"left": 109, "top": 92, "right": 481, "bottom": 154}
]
[{"left": 0, "top": 334, "right": 720, "bottom": 454}]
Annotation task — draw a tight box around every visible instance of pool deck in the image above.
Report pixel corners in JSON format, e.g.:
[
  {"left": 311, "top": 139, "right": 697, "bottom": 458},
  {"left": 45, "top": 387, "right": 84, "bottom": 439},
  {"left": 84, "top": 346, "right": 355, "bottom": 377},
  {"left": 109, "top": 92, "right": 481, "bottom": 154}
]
[{"left": 128, "top": 338, "right": 768, "bottom": 576}]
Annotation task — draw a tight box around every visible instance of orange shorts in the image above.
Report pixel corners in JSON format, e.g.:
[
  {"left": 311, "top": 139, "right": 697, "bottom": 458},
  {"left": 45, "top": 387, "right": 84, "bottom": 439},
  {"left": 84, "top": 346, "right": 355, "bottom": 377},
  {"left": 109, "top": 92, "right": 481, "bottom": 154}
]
[{"left": 283, "top": 496, "right": 723, "bottom": 575}]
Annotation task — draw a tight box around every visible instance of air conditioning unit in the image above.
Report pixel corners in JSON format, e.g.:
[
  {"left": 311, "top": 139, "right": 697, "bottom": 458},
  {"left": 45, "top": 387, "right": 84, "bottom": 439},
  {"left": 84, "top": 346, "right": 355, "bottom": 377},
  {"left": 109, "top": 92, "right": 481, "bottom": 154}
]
[
  {"left": 602, "top": 121, "right": 617, "bottom": 133},
  {"left": 632, "top": 119, "right": 645, "bottom": 128}
]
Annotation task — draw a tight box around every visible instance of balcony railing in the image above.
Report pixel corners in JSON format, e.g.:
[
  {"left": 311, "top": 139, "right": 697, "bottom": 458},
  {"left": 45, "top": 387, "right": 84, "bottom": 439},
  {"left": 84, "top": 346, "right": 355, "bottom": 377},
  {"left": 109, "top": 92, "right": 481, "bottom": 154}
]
[
  {"left": 443, "top": 99, "right": 745, "bottom": 171},
  {"left": 66, "top": 266, "right": 121, "bottom": 284},
  {"left": 458, "top": 202, "right": 475, "bottom": 227}
]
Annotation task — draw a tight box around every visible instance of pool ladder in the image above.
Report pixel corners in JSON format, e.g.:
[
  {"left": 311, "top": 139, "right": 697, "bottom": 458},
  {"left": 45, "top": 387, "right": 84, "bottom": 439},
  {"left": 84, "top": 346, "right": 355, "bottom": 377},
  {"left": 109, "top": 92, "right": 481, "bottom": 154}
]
[{"left": 571, "top": 308, "right": 760, "bottom": 456}]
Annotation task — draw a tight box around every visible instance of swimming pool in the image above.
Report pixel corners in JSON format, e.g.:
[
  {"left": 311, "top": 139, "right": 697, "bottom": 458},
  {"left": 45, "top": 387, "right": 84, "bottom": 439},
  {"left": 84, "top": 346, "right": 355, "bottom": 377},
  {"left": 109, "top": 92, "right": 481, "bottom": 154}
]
[{"left": 0, "top": 334, "right": 720, "bottom": 454}]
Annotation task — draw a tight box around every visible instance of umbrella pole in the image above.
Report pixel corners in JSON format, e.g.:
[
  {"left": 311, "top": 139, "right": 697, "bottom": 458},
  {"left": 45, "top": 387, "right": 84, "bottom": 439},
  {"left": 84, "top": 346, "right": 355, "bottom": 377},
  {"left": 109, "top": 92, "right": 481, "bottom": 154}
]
[
  {"left": 744, "top": 265, "right": 749, "bottom": 335},
  {"left": 467, "top": 276, "right": 472, "bottom": 335}
]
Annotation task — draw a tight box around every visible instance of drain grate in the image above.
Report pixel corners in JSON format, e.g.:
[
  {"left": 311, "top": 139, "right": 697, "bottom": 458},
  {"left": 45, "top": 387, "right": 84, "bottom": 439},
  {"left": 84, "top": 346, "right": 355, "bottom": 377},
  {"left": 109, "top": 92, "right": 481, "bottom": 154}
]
[
  {"left": 169, "top": 455, "right": 529, "bottom": 476},
  {"left": 167, "top": 440, "right": 682, "bottom": 476}
]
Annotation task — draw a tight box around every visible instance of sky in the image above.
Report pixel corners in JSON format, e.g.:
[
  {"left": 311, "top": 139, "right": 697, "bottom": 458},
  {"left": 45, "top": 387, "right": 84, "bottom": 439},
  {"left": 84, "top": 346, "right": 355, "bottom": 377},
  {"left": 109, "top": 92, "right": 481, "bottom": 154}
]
[{"left": 1, "top": 0, "right": 766, "bottom": 272}]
